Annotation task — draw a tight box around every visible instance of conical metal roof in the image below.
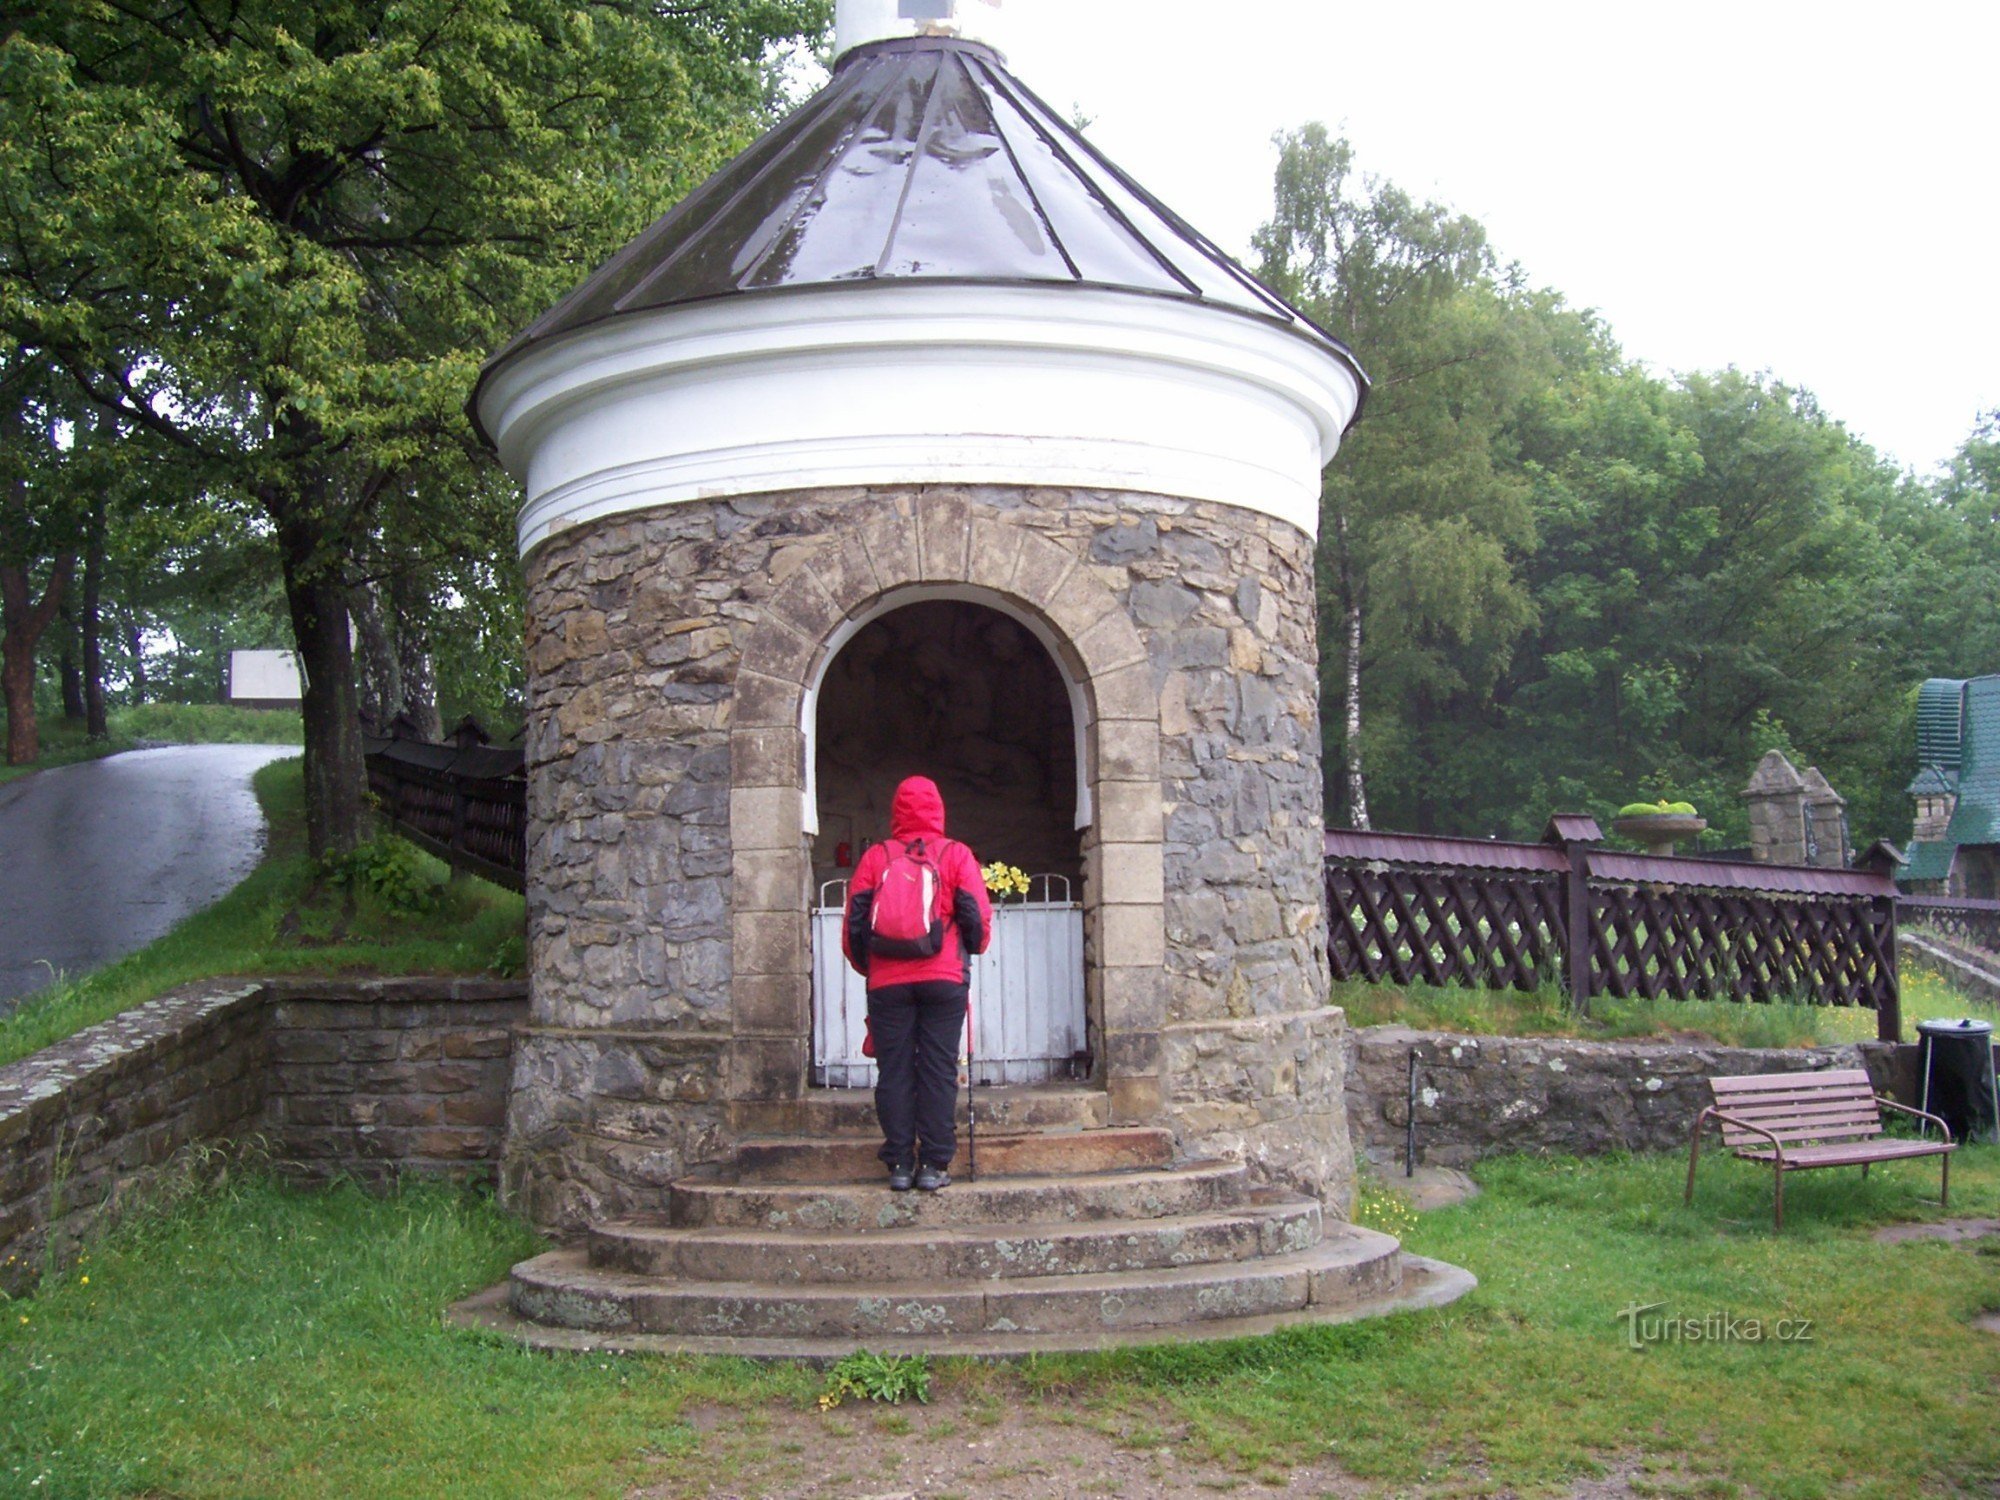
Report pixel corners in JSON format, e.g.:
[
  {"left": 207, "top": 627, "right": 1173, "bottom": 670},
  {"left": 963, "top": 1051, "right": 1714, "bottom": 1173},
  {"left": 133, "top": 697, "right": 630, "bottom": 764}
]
[{"left": 473, "top": 36, "right": 1365, "bottom": 432}]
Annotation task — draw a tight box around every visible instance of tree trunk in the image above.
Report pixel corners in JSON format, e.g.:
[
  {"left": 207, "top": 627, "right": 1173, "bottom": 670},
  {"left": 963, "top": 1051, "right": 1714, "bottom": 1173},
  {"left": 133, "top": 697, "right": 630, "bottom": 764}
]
[
  {"left": 121, "top": 606, "right": 147, "bottom": 704},
  {"left": 1, "top": 555, "right": 76, "bottom": 765},
  {"left": 390, "top": 567, "right": 442, "bottom": 742},
  {"left": 58, "top": 596, "right": 85, "bottom": 721},
  {"left": 209, "top": 619, "right": 227, "bottom": 704},
  {"left": 350, "top": 578, "right": 401, "bottom": 733},
  {"left": 278, "top": 513, "right": 368, "bottom": 860},
  {"left": 1335, "top": 507, "right": 1370, "bottom": 830},
  {"left": 83, "top": 497, "right": 106, "bottom": 737}
]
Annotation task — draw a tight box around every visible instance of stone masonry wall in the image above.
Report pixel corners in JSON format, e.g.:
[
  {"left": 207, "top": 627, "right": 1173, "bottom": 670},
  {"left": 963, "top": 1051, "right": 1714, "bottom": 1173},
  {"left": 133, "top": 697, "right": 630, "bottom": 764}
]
[
  {"left": 0, "top": 978, "right": 526, "bottom": 1295},
  {"left": 516, "top": 483, "right": 1352, "bottom": 1226},
  {"left": 1342, "top": 1025, "right": 1905, "bottom": 1168},
  {"left": 262, "top": 979, "right": 528, "bottom": 1184}
]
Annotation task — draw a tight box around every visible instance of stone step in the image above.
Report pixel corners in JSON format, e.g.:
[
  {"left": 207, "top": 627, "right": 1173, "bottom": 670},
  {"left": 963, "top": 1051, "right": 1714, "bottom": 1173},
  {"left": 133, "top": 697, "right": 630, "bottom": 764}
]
[
  {"left": 589, "top": 1193, "right": 1322, "bottom": 1284},
  {"left": 453, "top": 1254, "right": 1479, "bottom": 1361},
  {"left": 510, "top": 1225, "right": 1404, "bottom": 1340},
  {"left": 666, "top": 1161, "right": 1247, "bottom": 1232},
  {"left": 735, "top": 1084, "right": 1109, "bottom": 1139},
  {"left": 730, "top": 1126, "right": 1174, "bottom": 1184}
]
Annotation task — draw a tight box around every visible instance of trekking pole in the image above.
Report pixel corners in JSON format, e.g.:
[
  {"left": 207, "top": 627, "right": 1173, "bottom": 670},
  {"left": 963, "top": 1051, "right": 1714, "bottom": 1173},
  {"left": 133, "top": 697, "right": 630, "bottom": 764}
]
[{"left": 965, "top": 996, "right": 977, "bottom": 1181}]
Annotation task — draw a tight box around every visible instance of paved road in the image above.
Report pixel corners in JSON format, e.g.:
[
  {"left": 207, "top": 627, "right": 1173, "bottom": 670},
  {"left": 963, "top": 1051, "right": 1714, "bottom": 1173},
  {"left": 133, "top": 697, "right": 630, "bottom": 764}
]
[{"left": 0, "top": 744, "right": 298, "bottom": 1008}]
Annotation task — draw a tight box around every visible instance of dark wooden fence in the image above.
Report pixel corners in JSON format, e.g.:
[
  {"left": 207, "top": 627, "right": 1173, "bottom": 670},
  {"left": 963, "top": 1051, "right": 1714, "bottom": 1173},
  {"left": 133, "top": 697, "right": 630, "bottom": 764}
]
[
  {"left": 1324, "top": 822, "right": 1902, "bottom": 1040},
  {"left": 1899, "top": 894, "right": 2000, "bottom": 953},
  {"left": 363, "top": 735, "right": 526, "bottom": 892},
  {"left": 354, "top": 738, "right": 1936, "bottom": 1042}
]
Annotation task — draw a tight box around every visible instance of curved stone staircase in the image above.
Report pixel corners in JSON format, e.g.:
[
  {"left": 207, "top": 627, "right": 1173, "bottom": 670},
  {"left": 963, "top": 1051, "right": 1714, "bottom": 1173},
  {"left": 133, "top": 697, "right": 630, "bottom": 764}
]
[{"left": 452, "top": 1087, "right": 1474, "bottom": 1358}]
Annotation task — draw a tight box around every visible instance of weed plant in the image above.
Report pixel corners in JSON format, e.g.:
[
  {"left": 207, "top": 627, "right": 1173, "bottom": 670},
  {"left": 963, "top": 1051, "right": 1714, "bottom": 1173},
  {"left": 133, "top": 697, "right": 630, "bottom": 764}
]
[{"left": 818, "top": 1352, "right": 932, "bottom": 1409}]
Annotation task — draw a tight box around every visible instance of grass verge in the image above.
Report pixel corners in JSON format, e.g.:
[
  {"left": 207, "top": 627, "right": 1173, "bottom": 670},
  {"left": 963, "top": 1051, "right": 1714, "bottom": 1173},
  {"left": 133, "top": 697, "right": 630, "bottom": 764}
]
[
  {"left": 0, "top": 757, "right": 523, "bottom": 1068},
  {"left": 0, "top": 719, "right": 133, "bottom": 786},
  {"left": 0, "top": 705, "right": 303, "bottom": 787},
  {"left": 1336, "top": 964, "right": 1991, "bottom": 1048},
  {"left": 0, "top": 1150, "right": 1992, "bottom": 1497},
  {"left": 110, "top": 702, "right": 303, "bottom": 745}
]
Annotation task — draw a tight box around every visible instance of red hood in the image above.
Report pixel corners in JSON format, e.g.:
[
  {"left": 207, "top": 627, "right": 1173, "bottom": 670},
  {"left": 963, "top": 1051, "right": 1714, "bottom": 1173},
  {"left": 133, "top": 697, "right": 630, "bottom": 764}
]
[{"left": 889, "top": 776, "right": 947, "bottom": 841}]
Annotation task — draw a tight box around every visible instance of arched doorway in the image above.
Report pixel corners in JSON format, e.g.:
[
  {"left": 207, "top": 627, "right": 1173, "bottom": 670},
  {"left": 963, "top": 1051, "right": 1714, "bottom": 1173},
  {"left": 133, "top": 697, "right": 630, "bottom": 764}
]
[{"left": 807, "top": 595, "right": 1088, "bottom": 1087}]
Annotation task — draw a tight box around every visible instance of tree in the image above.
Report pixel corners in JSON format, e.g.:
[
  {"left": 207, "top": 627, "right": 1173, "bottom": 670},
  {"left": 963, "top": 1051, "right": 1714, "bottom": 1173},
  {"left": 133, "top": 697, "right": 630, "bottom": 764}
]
[
  {"left": 0, "top": 366, "right": 80, "bottom": 763},
  {"left": 1255, "top": 126, "right": 1543, "bottom": 828},
  {"left": 2, "top": 0, "right": 826, "bottom": 855}
]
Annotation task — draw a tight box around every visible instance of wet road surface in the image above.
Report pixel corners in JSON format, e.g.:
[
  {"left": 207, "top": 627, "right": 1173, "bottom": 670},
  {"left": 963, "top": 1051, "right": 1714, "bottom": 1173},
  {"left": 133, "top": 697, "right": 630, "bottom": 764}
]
[{"left": 0, "top": 744, "right": 298, "bottom": 1008}]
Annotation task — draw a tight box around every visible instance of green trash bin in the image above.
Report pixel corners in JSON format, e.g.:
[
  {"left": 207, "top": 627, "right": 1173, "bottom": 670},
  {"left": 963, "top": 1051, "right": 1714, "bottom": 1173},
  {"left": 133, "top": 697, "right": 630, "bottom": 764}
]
[{"left": 1917, "top": 1018, "right": 1998, "bottom": 1145}]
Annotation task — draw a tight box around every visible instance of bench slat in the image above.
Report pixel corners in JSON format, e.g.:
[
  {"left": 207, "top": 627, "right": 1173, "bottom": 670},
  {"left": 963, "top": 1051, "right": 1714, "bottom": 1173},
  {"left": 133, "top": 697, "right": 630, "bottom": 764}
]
[
  {"left": 1719, "top": 1098, "right": 1882, "bottom": 1123},
  {"left": 1709, "top": 1077, "right": 1873, "bottom": 1100},
  {"left": 1734, "top": 1139, "right": 1953, "bottom": 1169},
  {"left": 1711, "top": 1069, "right": 1869, "bottom": 1093},
  {"left": 1710, "top": 1089, "right": 1875, "bottom": 1113},
  {"left": 1719, "top": 1121, "right": 1881, "bottom": 1147}
]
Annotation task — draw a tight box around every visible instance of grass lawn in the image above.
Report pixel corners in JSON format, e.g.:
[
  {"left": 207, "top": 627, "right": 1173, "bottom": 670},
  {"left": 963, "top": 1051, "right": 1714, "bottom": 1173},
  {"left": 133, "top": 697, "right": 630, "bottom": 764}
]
[
  {"left": 0, "top": 757, "right": 523, "bottom": 1068},
  {"left": 1337, "top": 964, "right": 1993, "bottom": 1049},
  {"left": 0, "top": 704, "right": 304, "bottom": 787},
  {"left": 109, "top": 702, "right": 304, "bottom": 746},
  {"left": 0, "top": 1148, "right": 1993, "bottom": 1498}
]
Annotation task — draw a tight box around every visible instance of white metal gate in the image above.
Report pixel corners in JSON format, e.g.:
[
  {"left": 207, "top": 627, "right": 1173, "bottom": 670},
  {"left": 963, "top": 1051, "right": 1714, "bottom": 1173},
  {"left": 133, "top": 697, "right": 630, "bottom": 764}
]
[{"left": 811, "top": 878, "right": 1087, "bottom": 1088}]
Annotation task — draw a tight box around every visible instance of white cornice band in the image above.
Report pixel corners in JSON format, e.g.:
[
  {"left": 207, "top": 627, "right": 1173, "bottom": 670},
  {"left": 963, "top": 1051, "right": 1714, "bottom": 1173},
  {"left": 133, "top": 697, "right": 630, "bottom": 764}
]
[{"left": 478, "top": 284, "right": 1361, "bottom": 558}]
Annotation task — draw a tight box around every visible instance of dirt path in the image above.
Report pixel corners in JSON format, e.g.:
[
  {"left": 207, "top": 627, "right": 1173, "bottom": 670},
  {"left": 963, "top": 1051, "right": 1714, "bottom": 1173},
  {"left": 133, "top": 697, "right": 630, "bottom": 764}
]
[{"left": 632, "top": 1392, "right": 1365, "bottom": 1499}]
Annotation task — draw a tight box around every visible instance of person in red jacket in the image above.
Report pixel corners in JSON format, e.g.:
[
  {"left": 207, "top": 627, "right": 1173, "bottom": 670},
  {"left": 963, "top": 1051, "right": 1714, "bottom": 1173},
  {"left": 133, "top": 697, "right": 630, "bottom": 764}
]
[{"left": 841, "top": 776, "right": 992, "bottom": 1191}]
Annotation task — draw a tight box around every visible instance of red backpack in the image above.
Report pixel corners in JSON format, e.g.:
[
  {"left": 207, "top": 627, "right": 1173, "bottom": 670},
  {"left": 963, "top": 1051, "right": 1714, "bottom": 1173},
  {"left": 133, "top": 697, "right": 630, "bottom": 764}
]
[{"left": 867, "top": 837, "right": 954, "bottom": 959}]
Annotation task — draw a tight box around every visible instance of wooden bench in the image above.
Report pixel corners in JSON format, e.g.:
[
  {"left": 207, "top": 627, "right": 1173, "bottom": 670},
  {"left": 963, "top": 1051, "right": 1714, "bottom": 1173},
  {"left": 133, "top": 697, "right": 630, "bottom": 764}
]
[{"left": 1685, "top": 1069, "right": 1954, "bottom": 1229}]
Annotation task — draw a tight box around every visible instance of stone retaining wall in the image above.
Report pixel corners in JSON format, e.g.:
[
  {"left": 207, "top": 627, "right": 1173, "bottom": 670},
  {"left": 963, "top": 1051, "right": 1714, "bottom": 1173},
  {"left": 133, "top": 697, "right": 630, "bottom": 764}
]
[
  {"left": 1342, "top": 1025, "right": 1908, "bottom": 1169},
  {"left": 1901, "top": 932, "right": 2000, "bottom": 1009},
  {"left": 0, "top": 977, "right": 526, "bottom": 1295},
  {"left": 263, "top": 980, "right": 527, "bottom": 1184}
]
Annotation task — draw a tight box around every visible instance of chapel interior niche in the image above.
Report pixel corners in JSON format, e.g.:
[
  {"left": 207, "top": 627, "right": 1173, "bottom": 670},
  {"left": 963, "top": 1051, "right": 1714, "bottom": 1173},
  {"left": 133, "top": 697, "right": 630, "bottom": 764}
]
[{"left": 812, "top": 600, "right": 1082, "bottom": 897}]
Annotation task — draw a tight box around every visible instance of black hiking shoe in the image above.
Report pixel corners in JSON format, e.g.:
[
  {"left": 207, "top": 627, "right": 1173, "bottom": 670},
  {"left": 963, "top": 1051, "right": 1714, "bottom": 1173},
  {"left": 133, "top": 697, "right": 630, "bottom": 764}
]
[
  {"left": 886, "top": 1162, "right": 916, "bottom": 1192},
  {"left": 915, "top": 1164, "right": 950, "bottom": 1192}
]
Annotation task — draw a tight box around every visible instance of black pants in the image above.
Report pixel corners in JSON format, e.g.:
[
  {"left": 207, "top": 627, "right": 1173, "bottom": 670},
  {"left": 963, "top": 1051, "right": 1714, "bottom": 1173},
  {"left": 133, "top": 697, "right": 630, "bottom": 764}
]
[{"left": 868, "top": 980, "right": 966, "bottom": 1169}]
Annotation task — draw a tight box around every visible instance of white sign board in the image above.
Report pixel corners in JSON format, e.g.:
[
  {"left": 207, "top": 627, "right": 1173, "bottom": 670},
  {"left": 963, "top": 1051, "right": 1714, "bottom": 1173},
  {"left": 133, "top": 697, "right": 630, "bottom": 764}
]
[{"left": 228, "top": 649, "right": 303, "bottom": 704}]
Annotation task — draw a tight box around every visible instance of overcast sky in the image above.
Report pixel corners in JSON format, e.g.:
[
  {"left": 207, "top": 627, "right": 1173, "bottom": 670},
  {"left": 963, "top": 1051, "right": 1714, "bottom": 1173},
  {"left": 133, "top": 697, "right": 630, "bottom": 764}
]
[{"left": 918, "top": 1, "right": 1999, "bottom": 476}]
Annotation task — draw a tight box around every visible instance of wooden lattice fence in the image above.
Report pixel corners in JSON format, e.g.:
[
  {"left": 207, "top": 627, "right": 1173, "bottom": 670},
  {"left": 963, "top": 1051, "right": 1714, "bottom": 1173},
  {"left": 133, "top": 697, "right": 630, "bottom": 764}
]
[
  {"left": 1900, "top": 894, "right": 2000, "bottom": 953},
  {"left": 363, "top": 736, "right": 526, "bottom": 892},
  {"left": 1324, "top": 825, "right": 1901, "bottom": 1040}
]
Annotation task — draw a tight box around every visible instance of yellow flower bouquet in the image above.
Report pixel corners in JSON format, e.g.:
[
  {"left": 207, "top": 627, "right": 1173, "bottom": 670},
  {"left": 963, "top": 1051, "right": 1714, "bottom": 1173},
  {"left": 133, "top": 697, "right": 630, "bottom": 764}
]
[{"left": 981, "top": 861, "right": 1031, "bottom": 899}]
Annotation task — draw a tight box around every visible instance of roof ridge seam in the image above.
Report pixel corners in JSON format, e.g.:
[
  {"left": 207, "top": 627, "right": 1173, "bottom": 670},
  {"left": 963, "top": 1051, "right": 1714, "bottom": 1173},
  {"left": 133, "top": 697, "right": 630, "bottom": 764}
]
[
  {"left": 961, "top": 50, "right": 1079, "bottom": 284},
  {"left": 872, "top": 46, "right": 951, "bottom": 279}
]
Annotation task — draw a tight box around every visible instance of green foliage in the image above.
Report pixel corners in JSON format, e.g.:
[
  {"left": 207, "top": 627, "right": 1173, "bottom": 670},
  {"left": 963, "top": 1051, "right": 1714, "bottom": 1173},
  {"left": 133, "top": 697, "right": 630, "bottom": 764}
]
[
  {"left": 1257, "top": 126, "right": 1546, "bottom": 829},
  {"left": 110, "top": 703, "right": 303, "bottom": 745},
  {"left": 819, "top": 1351, "right": 932, "bottom": 1409},
  {"left": 1256, "top": 129, "right": 2000, "bottom": 846},
  {"left": 0, "top": 758, "right": 523, "bottom": 1068},
  {"left": 0, "top": 715, "right": 128, "bottom": 785},
  {"left": 0, "top": 706, "right": 299, "bottom": 785},
  {"left": 325, "top": 834, "right": 445, "bottom": 917},
  {"left": 1615, "top": 800, "right": 1698, "bottom": 817},
  {"left": 1, "top": 0, "right": 828, "bottom": 850}
]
